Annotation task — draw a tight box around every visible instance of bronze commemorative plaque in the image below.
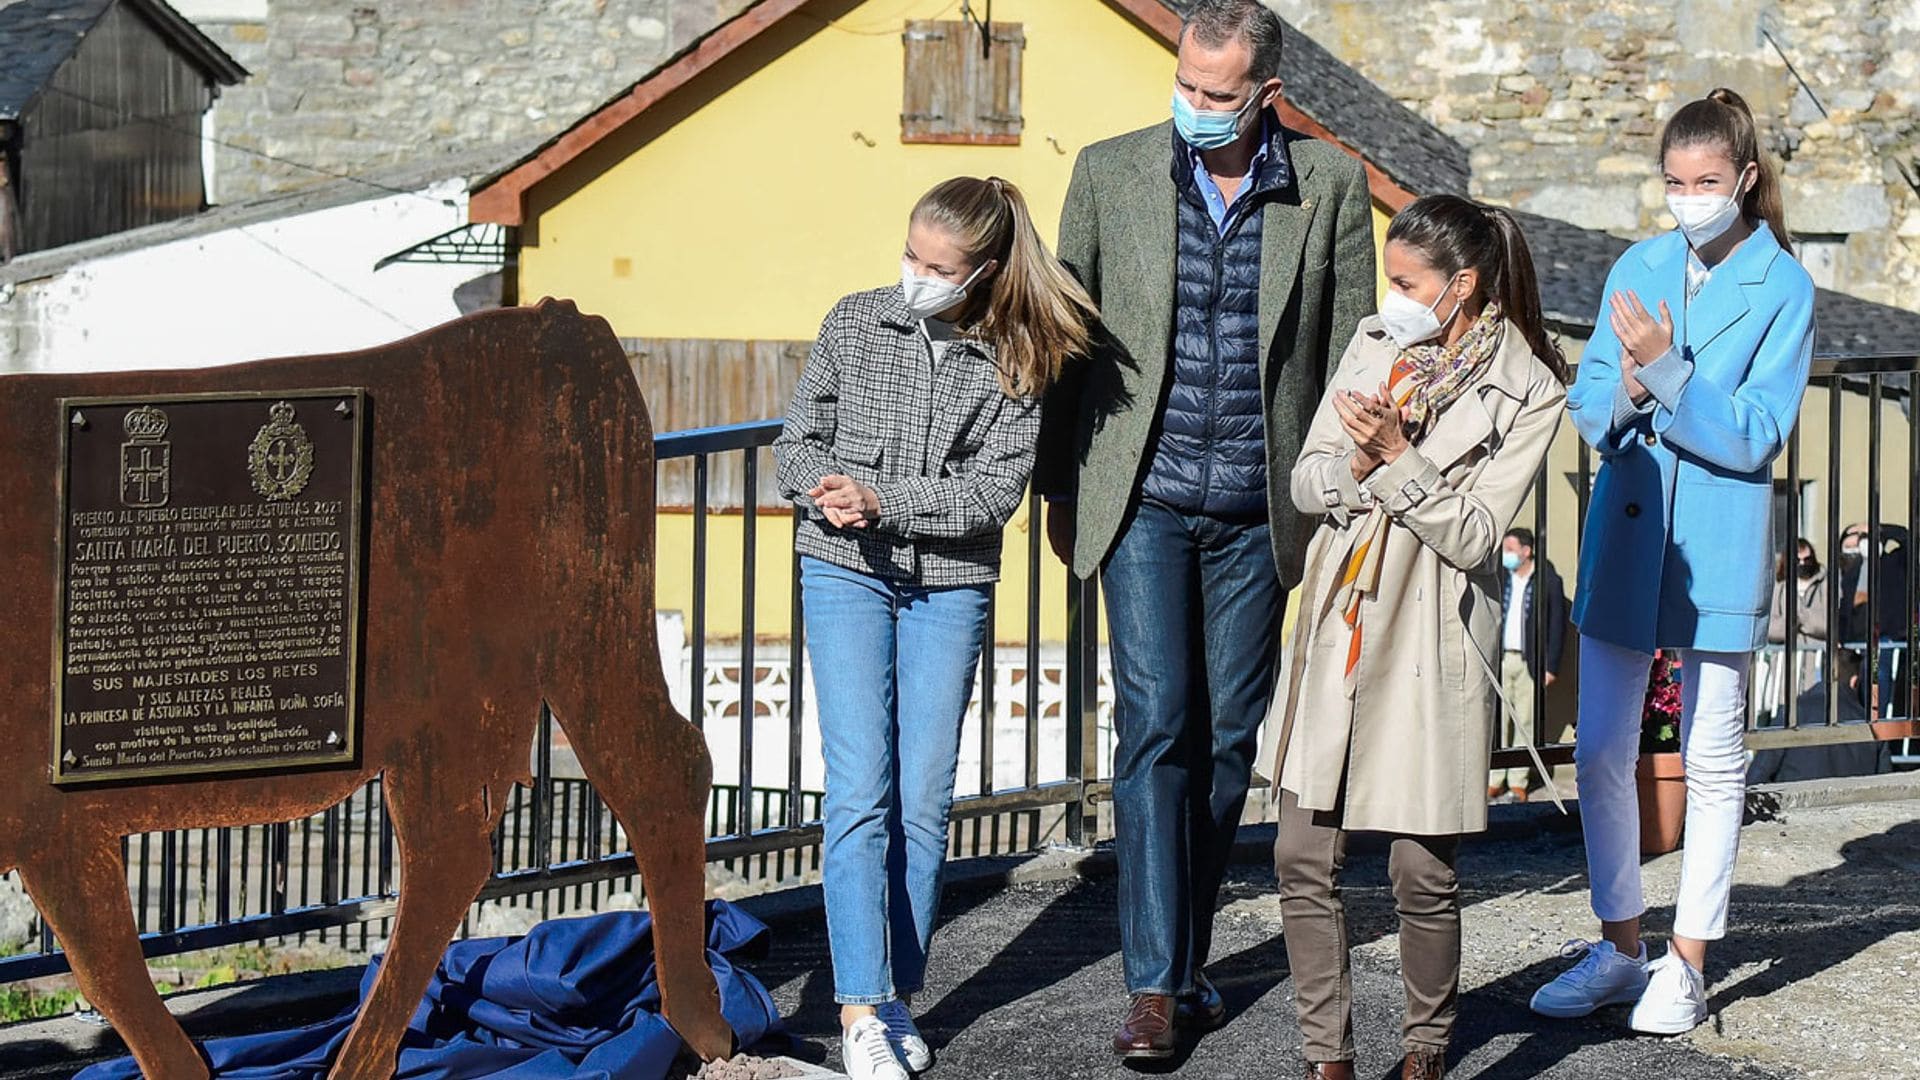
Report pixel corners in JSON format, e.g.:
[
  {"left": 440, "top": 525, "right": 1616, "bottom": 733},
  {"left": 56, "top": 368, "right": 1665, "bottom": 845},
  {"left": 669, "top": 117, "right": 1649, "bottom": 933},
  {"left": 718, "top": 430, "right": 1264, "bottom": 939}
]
[{"left": 53, "top": 391, "right": 367, "bottom": 784}]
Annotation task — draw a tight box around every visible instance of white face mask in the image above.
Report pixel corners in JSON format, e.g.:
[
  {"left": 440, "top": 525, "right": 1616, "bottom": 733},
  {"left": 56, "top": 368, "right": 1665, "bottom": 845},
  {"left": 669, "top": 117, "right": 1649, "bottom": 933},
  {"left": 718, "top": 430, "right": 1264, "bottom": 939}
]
[
  {"left": 1667, "top": 172, "right": 1752, "bottom": 248},
  {"left": 900, "top": 259, "right": 987, "bottom": 320},
  {"left": 1378, "top": 274, "right": 1463, "bottom": 350}
]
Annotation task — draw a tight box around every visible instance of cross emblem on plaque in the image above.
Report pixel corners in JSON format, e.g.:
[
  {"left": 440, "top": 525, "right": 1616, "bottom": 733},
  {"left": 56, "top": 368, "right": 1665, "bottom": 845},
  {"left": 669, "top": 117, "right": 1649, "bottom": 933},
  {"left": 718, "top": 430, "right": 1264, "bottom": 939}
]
[
  {"left": 266, "top": 441, "right": 298, "bottom": 483},
  {"left": 117, "top": 406, "right": 172, "bottom": 508},
  {"left": 126, "top": 448, "right": 166, "bottom": 502}
]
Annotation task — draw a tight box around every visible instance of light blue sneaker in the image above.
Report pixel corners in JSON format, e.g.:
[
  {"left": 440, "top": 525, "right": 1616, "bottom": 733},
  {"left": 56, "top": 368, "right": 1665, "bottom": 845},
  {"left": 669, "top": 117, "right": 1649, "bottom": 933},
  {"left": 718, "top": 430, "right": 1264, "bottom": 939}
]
[
  {"left": 1530, "top": 939, "right": 1649, "bottom": 1018},
  {"left": 878, "top": 999, "right": 934, "bottom": 1072}
]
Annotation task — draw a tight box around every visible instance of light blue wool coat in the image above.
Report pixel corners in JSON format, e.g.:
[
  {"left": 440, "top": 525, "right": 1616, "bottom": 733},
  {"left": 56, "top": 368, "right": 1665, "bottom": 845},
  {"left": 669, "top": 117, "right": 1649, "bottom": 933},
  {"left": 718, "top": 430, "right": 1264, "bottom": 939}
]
[{"left": 1568, "top": 223, "right": 1816, "bottom": 654}]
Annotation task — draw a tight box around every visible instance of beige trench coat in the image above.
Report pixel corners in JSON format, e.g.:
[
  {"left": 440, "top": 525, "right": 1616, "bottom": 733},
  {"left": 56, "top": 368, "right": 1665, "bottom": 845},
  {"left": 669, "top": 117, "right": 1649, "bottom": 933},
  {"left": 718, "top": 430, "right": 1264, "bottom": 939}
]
[{"left": 1264, "top": 315, "right": 1567, "bottom": 836}]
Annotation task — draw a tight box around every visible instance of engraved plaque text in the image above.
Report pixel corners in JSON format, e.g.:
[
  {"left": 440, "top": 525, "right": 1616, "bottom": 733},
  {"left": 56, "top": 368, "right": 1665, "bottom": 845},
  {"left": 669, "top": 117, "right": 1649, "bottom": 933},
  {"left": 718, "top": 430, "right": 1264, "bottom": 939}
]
[{"left": 54, "top": 391, "right": 367, "bottom": 784}]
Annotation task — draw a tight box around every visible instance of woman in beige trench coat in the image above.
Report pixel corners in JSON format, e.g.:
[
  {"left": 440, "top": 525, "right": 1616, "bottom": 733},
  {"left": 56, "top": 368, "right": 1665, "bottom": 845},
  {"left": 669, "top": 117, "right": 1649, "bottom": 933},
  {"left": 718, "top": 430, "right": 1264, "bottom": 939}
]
[{"left": 1268, "top": 196, "right": 1568, "bottom": 1080}]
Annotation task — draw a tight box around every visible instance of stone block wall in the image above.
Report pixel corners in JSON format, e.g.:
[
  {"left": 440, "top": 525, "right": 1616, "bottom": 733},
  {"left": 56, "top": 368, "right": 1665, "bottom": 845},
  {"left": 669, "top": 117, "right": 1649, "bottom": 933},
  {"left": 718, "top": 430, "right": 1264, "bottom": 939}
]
[
  {"left": 186, "top": 1, "right": 752, "bottom": 202},
  {"left": 1269, "top": 0, "right": 1920, "bottom": 310}
]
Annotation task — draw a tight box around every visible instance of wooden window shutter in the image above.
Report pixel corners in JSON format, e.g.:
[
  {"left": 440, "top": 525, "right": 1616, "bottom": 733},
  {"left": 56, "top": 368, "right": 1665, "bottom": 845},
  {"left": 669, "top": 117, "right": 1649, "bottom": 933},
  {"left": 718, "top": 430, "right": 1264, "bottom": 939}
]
[{"left": 901, "top": 21, "right": 1025, "bottom": 145}]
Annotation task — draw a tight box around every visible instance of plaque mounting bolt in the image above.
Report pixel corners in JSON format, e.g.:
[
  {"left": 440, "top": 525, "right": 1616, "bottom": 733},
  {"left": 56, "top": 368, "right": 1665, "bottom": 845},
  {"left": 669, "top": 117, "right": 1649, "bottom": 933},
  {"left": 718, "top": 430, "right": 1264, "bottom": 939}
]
[
  {"left": 335, "top": 400, "right": 352, "bottom": 418},
  {"left": 70, "top": 411, "right": 87, "bottom": 430}
]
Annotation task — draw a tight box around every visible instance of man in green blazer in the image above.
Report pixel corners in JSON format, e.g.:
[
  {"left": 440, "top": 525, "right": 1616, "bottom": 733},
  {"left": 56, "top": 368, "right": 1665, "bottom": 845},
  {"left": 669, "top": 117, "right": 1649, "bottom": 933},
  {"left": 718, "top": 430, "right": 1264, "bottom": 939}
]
[{"left": 1033, "top": 0, "right": 1375, "bottom": 1062}]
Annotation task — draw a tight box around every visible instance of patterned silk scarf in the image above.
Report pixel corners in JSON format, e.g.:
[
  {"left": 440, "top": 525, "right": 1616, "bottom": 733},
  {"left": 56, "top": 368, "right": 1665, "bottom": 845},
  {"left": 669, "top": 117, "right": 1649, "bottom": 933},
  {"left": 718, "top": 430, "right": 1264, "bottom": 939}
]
[{"left": 1335, "top": 304, "right": 1506, "bottom": 692}]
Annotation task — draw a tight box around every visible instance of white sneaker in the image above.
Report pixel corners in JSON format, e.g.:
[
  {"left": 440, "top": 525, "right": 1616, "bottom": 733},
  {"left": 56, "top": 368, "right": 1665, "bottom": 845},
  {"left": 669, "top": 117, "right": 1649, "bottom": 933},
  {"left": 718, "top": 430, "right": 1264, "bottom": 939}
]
[
  {"left": 842, "top": 1016, "right": 909, "bottom": 1080},
  {"left": 1529, "top": 939, "right": 1649, "bottom": 1018},
  {"left": 878, "top": 999, "right": 934, "bottom": 1072},
  {"left": 1629, "top": 949, "right": 1709, "bottom": 1035}
]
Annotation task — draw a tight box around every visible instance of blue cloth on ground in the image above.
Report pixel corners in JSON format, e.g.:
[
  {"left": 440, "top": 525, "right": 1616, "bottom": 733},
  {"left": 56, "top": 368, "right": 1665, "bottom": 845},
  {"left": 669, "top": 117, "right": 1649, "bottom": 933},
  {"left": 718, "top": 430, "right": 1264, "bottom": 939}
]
[{"left": 77, "top": 901, "right": 780, "bottom": 1080}]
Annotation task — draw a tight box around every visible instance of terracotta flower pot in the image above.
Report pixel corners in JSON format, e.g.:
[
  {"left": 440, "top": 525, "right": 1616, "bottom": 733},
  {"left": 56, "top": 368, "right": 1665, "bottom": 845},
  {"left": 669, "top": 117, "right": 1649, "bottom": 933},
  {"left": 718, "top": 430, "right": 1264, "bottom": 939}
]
[{"left": 1635, "top": 751, "right": 1686, "bottom": 855}]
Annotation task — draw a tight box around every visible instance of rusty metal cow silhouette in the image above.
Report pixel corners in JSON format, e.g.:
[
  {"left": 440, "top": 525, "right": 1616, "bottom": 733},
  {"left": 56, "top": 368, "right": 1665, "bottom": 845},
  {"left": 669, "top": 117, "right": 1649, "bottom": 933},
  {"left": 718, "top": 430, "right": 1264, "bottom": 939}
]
[{"left": 0, "top": 301, "right": 730, "bottom": 1077}]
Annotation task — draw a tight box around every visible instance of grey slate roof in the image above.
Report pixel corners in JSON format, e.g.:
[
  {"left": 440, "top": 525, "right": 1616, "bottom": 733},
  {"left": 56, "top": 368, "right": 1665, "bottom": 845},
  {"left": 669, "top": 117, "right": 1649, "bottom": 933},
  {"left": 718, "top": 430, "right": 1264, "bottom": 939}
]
[
  {"left": 1512, "top": 210, "right": 1920, "bottom": 358},
  {"left": 1509, "top": 210, "right": 1635, "bottom": 331},
  {"left": 1270, "top": 18, "right": 1473, "bottom": 198},
  {"left": 1155, "top": 2, "right": 1471, "bottom": 198},
  {"left": 0, "top": 0, "right": 245, "bottom": 121}
]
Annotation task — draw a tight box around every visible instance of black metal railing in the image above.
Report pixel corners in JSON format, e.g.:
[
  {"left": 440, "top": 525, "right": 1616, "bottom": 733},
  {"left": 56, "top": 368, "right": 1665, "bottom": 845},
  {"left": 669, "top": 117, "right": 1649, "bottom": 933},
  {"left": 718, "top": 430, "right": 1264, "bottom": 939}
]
[
  {"left": 0, "top": 417, "right": 1106, "bottom": 984},
  {"left": 1493, "top": 355, "right": 1917, "bottom": 779},
  {"left": 2, "top": 357, "right": 1912, "bottom": 987}
]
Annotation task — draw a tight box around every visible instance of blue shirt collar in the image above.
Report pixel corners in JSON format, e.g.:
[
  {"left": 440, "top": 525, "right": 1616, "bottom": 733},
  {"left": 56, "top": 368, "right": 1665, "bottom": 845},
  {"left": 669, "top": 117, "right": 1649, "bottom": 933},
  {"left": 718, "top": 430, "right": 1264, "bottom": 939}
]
[{"left": 1174, "top": 112, "right": 1293, "bottom": 232}]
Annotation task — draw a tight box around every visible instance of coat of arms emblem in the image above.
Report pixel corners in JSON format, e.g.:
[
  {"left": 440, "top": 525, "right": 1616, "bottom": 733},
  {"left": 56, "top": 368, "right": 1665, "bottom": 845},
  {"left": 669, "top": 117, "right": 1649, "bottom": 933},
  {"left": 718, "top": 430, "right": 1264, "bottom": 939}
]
[
  {"left": 248, "top": 400, "right": 315, "bottom": 501},
  {"left": 118, "top": 406, "right": 171, "bottom": 508}
]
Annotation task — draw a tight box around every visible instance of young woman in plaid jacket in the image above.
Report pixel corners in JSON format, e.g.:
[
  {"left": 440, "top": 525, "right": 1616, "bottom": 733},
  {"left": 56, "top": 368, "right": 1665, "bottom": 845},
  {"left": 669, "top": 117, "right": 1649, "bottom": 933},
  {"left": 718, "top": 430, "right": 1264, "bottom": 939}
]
[{"left": 773, "top": 176, "right": 1095, "bottom": 1080}]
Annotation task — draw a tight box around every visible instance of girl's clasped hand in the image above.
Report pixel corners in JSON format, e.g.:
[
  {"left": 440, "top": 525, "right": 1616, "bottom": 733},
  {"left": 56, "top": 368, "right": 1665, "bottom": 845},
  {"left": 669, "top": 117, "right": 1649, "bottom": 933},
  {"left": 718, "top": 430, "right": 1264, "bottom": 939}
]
[
  {"left": 1608, "top": 290, "right": 1675, "bottom": 405},
  {"left": 810, "top": 474, "right": 879, "bottom": 529}
]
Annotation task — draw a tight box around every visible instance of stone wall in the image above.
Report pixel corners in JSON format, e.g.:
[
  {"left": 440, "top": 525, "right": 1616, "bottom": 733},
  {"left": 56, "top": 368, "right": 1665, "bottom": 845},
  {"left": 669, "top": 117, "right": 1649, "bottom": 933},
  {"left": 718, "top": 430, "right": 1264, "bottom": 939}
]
[
  {"left": 185, "top": 1, "right": 752, "bottom": 203},
  {"left": 174, "top": 1, "right": 1920, "bottom": 310},
  {"left": 1268, "top": 0, "right": 1920, "bottom": 311}
]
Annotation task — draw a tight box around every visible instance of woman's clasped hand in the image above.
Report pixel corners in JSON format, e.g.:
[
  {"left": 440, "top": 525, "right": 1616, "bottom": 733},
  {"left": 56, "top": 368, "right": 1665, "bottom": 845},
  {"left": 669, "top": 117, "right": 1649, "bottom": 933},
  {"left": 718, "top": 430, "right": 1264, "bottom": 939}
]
[{"left": 1332, "top": 384, "right": 1410, "bottom": 477}]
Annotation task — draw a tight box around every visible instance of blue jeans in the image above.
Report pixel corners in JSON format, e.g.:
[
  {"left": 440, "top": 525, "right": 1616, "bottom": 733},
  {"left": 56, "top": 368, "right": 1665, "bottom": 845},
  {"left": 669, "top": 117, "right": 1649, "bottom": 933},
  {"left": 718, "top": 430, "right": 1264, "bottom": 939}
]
[
  {"left": 1101, "top": 499, "right": 1285, "bottom": 996},
  {"left": 801, "top": 557, "right": 991, "bottom": 1005}
]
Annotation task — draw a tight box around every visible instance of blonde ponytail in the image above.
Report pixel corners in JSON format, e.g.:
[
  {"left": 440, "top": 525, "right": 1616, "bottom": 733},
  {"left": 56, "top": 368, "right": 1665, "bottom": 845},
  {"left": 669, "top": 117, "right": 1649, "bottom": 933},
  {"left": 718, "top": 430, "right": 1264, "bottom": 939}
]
[{"left": 909, "top": 176, "right": 1096, "bottom": 397}]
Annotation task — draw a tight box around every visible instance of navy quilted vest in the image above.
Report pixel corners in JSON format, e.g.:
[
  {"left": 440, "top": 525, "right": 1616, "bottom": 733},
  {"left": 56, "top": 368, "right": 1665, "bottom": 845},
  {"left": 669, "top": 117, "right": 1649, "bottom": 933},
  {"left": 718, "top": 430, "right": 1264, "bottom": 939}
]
[{"left": 1141, "top": 129, "right": 1292, "bottom": 518}]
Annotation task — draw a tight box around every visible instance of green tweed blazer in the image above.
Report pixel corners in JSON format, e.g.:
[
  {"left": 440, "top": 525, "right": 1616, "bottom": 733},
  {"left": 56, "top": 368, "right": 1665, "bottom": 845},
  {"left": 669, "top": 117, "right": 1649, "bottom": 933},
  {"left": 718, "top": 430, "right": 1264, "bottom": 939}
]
[{"left": 1034, "top": 120, "right": 1377, "bottom": 587}]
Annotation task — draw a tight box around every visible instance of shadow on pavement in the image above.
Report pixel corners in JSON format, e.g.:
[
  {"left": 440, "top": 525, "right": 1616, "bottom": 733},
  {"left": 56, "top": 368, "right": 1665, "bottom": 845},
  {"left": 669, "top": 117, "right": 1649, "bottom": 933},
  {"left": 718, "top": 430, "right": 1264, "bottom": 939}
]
[
  {"left": 754, "top": 810, "right": 1892, "bottom": 1077},
  {"left": 913, "top": 879, "right": 1114, "bottom": 1050}
]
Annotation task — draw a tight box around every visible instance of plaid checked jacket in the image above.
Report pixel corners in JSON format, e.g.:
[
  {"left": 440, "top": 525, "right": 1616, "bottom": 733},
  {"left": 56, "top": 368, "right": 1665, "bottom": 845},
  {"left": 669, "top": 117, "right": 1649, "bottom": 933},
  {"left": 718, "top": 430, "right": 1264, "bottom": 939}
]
[{"left": 773, "top": 285, "right": 1040, "bottom": 586}]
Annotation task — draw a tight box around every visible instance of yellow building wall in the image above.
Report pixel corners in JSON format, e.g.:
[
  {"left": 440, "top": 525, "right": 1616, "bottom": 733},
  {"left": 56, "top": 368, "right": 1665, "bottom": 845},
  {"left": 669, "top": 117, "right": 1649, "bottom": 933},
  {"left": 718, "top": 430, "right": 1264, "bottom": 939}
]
[
  {"left": 518, "top": 0, "right": 1402, "bottom": 642},
  {"left": 518, "top": 0, "right": 1399, "bottom": 342},
  {"left": 523, "top": 0, "right": 1178, "bottom": 342}
]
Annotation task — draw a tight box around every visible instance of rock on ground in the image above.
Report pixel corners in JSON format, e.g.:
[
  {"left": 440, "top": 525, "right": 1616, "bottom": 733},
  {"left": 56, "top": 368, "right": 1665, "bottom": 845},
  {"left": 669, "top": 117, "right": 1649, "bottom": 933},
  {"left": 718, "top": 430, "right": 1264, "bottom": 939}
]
[
  {"left": 679, "top": 1054, "right": 806, "bottom": 1079},
  {"left": 0, "top": 873, "right": 35, "bottom": 951}
]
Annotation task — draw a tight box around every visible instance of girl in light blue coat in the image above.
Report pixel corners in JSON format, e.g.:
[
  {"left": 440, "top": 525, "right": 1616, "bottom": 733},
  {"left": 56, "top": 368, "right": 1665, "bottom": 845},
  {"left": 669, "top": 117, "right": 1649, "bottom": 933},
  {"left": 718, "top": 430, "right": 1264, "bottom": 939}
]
[{"left": 1530, "top": 89, "right": 1815, "bottom": 1036}]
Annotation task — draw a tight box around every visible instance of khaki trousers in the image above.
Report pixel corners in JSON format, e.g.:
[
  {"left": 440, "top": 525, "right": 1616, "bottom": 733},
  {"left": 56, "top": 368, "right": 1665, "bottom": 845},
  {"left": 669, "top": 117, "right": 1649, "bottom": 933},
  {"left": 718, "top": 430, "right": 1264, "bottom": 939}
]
[
  {"left": 1490, "top": 650, "right": 1535, "bottom": 791},
  {"left": 1273, "top": 788, "right": 1462, "bottom": 1061}
]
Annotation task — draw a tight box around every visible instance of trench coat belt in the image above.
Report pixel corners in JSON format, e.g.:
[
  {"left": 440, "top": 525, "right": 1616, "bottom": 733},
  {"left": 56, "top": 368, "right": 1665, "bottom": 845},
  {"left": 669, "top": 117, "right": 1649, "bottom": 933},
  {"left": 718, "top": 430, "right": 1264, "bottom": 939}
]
[
  {"left": 1270, "top": 520, "right": 1565, "bottom": 815},
  {"left": 1472, "top": 639, "right": 1566, "bottom": 813}
]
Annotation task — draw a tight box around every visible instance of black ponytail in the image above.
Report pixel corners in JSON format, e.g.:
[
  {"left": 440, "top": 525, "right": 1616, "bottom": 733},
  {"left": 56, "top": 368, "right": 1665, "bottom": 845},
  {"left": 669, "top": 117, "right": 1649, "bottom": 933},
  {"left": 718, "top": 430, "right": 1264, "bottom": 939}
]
[{"left": 1384, "top": 194, "right": 1569, "bottom": 384}]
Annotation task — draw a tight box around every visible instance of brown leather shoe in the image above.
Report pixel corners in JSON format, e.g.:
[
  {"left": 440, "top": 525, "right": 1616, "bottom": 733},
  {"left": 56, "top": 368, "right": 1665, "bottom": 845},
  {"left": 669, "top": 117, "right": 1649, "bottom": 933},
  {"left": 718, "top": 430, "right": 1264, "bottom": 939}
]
[
  {"left": 1303, "top": 1061, "right": 1355, "bottom": 1079},
  {"left": 1111, "top": 993, "right": 1176, "bottom": 1059},
  {"left": 1402, "top": 1048, "right": 1446, "bottom": 1080},
  {"left": 1174, "top": 970, "right": 1227, "bottom": 1030},
  {"left": 1512, "top": 785, "right": 1532, "bottom": 803}
]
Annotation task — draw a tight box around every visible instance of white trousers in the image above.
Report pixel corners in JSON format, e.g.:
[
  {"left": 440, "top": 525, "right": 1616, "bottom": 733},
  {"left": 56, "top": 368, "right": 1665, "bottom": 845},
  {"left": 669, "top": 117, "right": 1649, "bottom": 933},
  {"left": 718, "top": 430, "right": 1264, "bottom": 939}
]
[{"left": 1573, "top": 637, "right": 1750, "bottom": 940}]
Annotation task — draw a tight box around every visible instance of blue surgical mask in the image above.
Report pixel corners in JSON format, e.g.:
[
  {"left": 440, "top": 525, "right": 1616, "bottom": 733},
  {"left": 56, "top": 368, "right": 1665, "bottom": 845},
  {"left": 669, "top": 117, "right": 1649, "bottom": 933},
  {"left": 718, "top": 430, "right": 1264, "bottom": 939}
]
[
  {"left": 1171, "top": 87, "right": 1262, "bottom": 151},
  {"left": 1501, "top": 551, "right": 1524, "bottom": 572}
]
